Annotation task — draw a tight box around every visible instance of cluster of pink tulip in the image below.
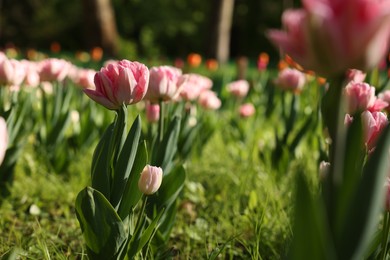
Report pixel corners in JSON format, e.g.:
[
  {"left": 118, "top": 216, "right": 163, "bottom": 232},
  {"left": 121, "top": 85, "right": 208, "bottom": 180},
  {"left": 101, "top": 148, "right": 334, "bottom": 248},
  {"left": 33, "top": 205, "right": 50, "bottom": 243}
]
[
  {"left": 343, "top": 71, "right": 389, "bottom": 153},
  {"left": 0, "top": 52, "right": 96, "bottom": 90},
  {"left": 268, "top": 0, "right": 390, "bottom": 258},
  {"left": 226, "top": 79, "right": 256, "bottom": 118}
]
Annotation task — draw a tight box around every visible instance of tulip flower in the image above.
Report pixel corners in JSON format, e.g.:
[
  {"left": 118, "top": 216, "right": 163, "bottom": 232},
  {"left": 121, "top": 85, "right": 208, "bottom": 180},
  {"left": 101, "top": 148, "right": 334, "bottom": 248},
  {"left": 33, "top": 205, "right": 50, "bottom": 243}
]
[
  {"left": 267, "top": 0, "right": 390, "bottom": 77},
  {"left": 344, "top": 82, "right": 388, "bottom": 114},
  {"left": 84, "top": 60, "right": 149, "bottom": 110},
  {"left": 239, "top": 103, "right": 256, "bottom": 118},
  {"left": 39, "top": 58, "right": 71, "bottom": 82},
  {"left": 361, "top": 110, "right": 388, "bottom": 151},
  {"left": 274, "top": 68, "right": 306, "bottom": 93},
  {"left": 0, "top": 117, "right": 8, "bottom": 166},
  {"left": 145, "top": 66, "right": 186, "bottom": 103},
  {"left": 145, "top": 102, "right": 160, "bottom": 123},
  {"left": 198, "top": 90, "right": 221, "bottom": 110},
  {"left": 180, "top": 73, "right": 213, "bottom": 101},
  {"left": 138, "top": 165, "right": 163, "bottom": 195},
  {"left": 346, "top": 69, "right": 366, "bottom": 83},
  {"left": 227, "top": 80, "right": 250, "bottom": 98},
  {"left": 0, "top": 58, "right": 26, "bottom": 86}
]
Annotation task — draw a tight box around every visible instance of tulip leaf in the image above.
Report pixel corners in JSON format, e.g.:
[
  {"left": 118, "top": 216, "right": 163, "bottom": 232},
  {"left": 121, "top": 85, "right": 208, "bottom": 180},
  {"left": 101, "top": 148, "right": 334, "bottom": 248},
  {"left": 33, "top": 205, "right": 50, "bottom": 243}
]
[
  {"left": 117, "top": 140, "right": 148, "bottom": 220},
  {"left": 338, "top": 124, "right": 390, "bottom": 260},
  {"left": 151, "top": 116, "right": 181, "bottom": 173},
  {"left": 91, "top": 123, "right": 114, "bottom": 198},
  {"left": 334, "top": 114, "right": 364, "bottom": 239},
  {"left": 288, "top": 173, "right": 335, "bottom": 260},
  {"left": 75, "top": 186, "right": 127, "bottom": 259},
  {"left": 111, "top": 115, "right": 141, "bottom": 208}
]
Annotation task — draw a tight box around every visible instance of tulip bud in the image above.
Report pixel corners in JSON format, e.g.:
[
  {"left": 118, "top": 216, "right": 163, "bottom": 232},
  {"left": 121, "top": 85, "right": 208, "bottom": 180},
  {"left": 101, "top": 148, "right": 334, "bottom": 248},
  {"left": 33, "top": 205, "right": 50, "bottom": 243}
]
[{"left": 138, "top": 165, "right": 163, "bottom": 195}]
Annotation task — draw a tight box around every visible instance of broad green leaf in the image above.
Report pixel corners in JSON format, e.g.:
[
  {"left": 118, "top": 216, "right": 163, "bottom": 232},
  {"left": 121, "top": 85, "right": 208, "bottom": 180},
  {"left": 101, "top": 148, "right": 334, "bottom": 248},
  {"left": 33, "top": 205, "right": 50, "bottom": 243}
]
[
  {"left": 111, "top": 115, "right": 141, "bottom": 208},
  {"left": 338, "top": 124, "right": 390, "bottom": 260},
  {"left": 288, "top": 173, "right": 335, "bottom": 260},
  {"left": 153, "top": 165, "right": 186, "bottom": 209},
  {"left": 151, "top": 116, "right": 181, "bottom": 172},
  {"left": 75, "top": 187, "right": 127, "bottom": 259},
  {"left": 334, "top": 114, "right": 364, "bottom": 240},
  {"left": 117, "top": 141, "right": 148, "bottom": 220},
  {"left": 91, "top": 123, "right": 114, "bottom": 198},
  {"left": 137, "top": 208, "right": 165, "bottom": 253}
]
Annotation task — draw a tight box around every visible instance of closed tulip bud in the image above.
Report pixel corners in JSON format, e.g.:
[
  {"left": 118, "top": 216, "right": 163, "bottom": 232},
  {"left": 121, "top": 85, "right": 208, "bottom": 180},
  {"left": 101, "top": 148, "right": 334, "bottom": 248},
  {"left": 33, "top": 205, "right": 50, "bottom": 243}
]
[
  {"left": 138, "top": 165, "right": 163, "bottom": 195},
  {"left": 239, "top": 103, "right": 255, "bottom": 118},
  {"left": 361, "top": 111, "right": 388, "bottom": 152}
]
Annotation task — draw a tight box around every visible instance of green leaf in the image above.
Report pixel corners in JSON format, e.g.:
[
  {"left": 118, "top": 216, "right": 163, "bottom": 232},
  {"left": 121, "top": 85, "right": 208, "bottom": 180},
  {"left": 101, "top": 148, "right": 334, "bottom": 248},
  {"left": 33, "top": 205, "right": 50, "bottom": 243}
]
[
  {"left": 337, "top": 124, "right": 390, "bottom": 259},
  {"left": 117, "top": 141, "right": 148, "bottom": 220},
  {"left": 151, "top": 116, "right": 181, "bottom": 172},
  {"left": 111, "top": 115, "right": 142, "bottom": 208},
  {"left": 75, "top": 187, "right": 127, "bottom": 259},
  {"left": 91, "top": 123, "right": 114, "bottom": 198},
  {"left": 288, "top": 173, "right": 335, "bottom": 260},
  {"left": 137, "top": 208, "right": 165, "bottom": 253},
  {"left": 153, "top": 165, "right": 186, "bottom": 209},
  {"left": 333, "top": 114, "right": 364, "bottom": 239}
]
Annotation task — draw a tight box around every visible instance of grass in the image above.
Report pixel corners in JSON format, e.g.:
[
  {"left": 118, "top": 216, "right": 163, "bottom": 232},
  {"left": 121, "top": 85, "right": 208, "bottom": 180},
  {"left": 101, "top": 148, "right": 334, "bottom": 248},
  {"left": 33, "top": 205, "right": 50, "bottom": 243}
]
[{"left": 0, "top": 62, "right": 323, "bottom": 259}]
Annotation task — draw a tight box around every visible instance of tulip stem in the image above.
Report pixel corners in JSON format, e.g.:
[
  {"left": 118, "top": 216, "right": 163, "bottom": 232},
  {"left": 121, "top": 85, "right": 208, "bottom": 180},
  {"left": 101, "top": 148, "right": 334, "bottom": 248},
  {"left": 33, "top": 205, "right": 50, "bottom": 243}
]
[
  {"left": 158, "top": 100, "right": 165, "bottom": 142},
  {"left": 381, "top": 212, "right": 390, "bottom": 260}
]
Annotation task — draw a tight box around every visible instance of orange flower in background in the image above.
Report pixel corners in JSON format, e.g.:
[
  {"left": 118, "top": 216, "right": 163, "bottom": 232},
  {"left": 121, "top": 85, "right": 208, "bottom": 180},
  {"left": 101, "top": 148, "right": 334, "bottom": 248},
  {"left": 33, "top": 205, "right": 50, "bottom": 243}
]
[
  {"left": 187, "top": 53, "right": 202, "bottom": 68},
  {"left": 205, "top": 59, "right": 218, "bottom": 71},
  {"left": 50, "top": 42, "right": 61, "bottom": 53},
  {"left": 284, "top": 55, "right": 304, "bottom": 71},
  {"left": 26, "top": 49, "right": 38, "bottom": 60},
  {"left": 317, "top": 77, "right": 327, "bottom": 85},
  {"left": 278, "top": 60, "right": 289, "bottom": 71},
  {"left": 257, "top": 52, "right": 269, "bottom": 71},
  {"left": 91, "top": 47, "right": 103, "bottom": 62},
  {"left": 75, "top": 51, "right": 91, "bottom": 63}
]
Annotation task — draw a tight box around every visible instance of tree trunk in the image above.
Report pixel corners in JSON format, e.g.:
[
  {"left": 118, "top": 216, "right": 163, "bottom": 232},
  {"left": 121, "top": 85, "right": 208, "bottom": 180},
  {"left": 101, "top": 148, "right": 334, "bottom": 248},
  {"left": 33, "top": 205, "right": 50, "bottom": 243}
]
[
  {"left": 82, "top": 0, "right": 119, "bottom": 57},
  {"left": 207, "top": 0, "right": 235, "bottom": 64}
]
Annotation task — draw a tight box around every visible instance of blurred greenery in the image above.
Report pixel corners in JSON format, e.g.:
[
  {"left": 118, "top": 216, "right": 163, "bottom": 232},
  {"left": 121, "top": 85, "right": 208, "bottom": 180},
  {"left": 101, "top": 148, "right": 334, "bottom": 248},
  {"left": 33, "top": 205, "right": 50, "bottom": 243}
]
[{"left": 0, "top": 0, "right": 296, "bottom": 60}]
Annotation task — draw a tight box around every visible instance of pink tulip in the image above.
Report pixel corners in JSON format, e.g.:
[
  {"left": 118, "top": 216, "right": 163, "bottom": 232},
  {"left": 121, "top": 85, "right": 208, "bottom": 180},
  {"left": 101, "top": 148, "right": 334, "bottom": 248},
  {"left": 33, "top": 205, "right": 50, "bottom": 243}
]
[
  {"left": 379, "top": 90, "right": 390, "bottom": 113},
  {"left": 145, "top": 102, "right": 160, "bottom": 123},
  {"left": 138, "top": 165, "right": 163, "bottom": 195},
  {"left": 344, "top": 81, "right": 388, "bottom": 114},
  {"left": 39, "top": 58, "right": 71, "bottom": 82},
  {"left": 239, "top": 103, "right": 256, "bottom": 118},
  {"left": 0, "top": 117, "right": 8, "bottom": 166},
  {"left": 180, "top": 73, "right": 213, "bottom": 101},
  {"left": 344, "top": 82, "right": 376, "bottom": 114},
  {"left": 69, "top": 66, "right": 96, "bottom": 89},
  {"left": 84, "top": 60, "right": 149, "bottom": 110},
  {"left": 361, "top": 110, "right": 388, "bottom": 151},
  {"left": 227, "top": 80, "right": 250, "bottom": 98},
  {"left": 145, "top": 66, "right": 186, "bottom": 102},
  {"left": 0, "top": 58, "right": 26, "bottom": 86},
  {"left": 21, "top": 60, "right": 40, "bottom": 87},
  {"left": 275, "top": 68, "right": 306, "bottom": 93},
  {"left": 198, "top": 90, "right": 221, "bottom": 110},
  {"left": 268, "top": 0, "right": 390, "bottom": 77},
  {"left": 346, "top": 69, "right": 366, "bottom": 83}
]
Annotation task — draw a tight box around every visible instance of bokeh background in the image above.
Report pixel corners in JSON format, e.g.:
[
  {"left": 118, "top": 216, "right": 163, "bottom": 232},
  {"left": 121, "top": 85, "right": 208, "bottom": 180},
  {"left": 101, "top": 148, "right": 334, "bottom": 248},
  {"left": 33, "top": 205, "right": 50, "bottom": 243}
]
[{"left": 0, "top": 0, "right": 301, "bottom": 62}]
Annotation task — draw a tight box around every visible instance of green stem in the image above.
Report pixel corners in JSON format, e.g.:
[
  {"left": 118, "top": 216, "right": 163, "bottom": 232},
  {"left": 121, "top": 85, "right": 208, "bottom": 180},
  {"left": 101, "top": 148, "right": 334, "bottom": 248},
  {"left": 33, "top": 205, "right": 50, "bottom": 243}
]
[
  {"left": 158, "top": 100, "right": 165, "bottom": 142},
  {"left": 134, "top": 195, "right": 148, "bottom": 237},
  {"left": 381, "top": 212, "right": 390, "bottom": 260},
  {"left": 320, "top": 74, "right": 347, "bottom": 234},
  {"left": 108, "top": 104, "right": 127, "bottom": 180}
]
